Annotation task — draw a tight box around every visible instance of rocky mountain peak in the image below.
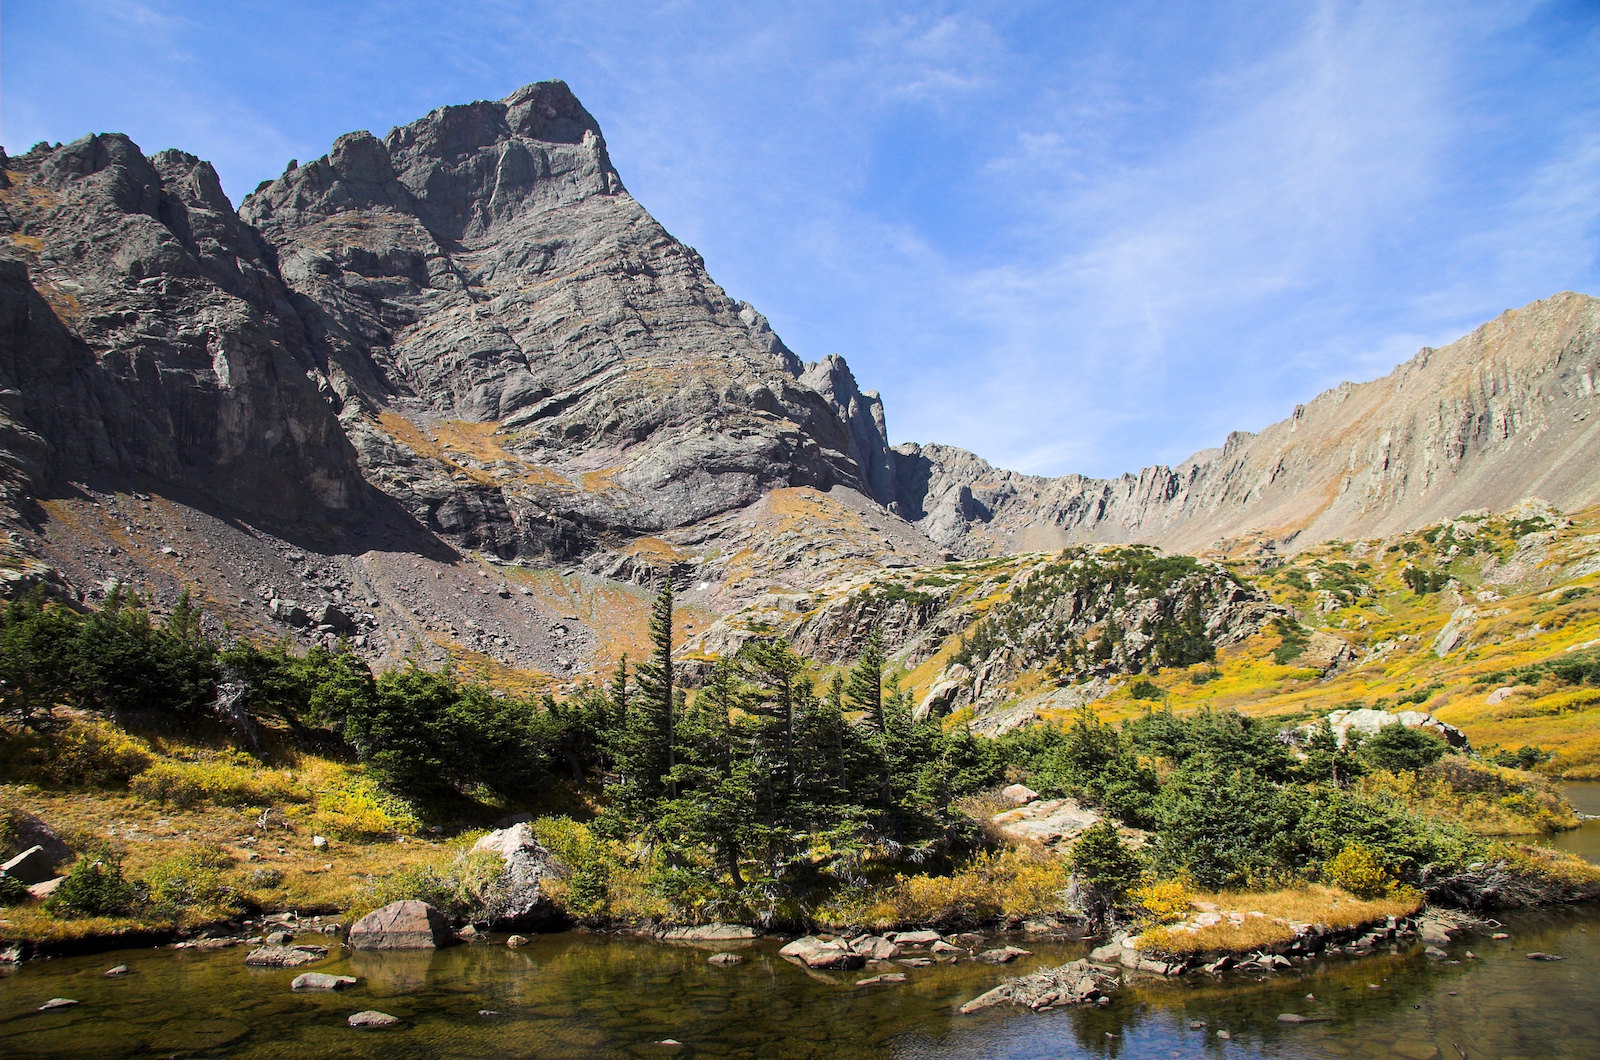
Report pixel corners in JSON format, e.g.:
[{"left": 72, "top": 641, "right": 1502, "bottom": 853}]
[
  {"left": 800, "top": 354, "right": 896, "bottom": 507},
  {"left": 244, "top": 80, "right": 618, "bottom": 241}
]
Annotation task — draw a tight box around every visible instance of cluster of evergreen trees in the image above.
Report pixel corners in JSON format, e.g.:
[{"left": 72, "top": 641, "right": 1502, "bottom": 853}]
[
  {"left": 2, "top": 579, "right": 1483, "bottom": 906},
  {"left": 0, "top": 584, "right": 1014, "bottom": 893}
]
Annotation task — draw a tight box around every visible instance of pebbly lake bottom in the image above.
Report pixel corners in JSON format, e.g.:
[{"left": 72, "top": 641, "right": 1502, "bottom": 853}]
[{"left": 3, "top": 904, "right": 1598, "bottom": 1060}]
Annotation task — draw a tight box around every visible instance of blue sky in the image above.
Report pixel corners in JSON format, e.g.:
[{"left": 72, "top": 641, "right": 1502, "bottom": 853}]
[{"left": 4, "top": 1, "right": 1598, "bottom": 478}]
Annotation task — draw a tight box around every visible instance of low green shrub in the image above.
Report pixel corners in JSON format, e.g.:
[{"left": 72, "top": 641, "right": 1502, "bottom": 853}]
[
  {"left": 47, "top": 848, "right": 138, "bottom": 918},
  {"left": 3, "top": 720, "right": 152, "bottom": 787},
  {"left": 142, "top": 843, "right": 240, "bottom": 918}
]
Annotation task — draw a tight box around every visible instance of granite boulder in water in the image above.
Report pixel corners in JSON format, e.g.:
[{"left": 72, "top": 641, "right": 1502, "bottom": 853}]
[{"left": 347, "top": 900, "right": 453, "bottom": 950}]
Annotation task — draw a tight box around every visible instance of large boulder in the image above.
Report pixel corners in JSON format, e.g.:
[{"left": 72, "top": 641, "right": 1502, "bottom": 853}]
[
  {"left": 1320, "top": 708, "right": 1468, "bottom": 750},
  {"left": 1, "top": 845, "right": 58, "bottom": 886},
  {"left": 990, "top": 798, "right": 1102, "bottom": 848},
  {"left": 5, "top": 815, "right": 73, "bottom": 867},
  {"left": 469, "top": 824, "right": 561, "bottom": 928},
  {"left": 347, "top": 900, "right": 454, "bottom": 950}
]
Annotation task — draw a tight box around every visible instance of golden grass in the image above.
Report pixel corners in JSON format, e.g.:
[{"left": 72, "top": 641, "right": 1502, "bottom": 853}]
[
  {"left": 1140, "top": 884, "right": 1422, "bottom": 957},
  {"left": 580, "top": 467, "right": 623, "bottom": 493},
  {"left": 813, "top": 846, "right": 1072, "bottom": 931},
  {"left": 375, "top": 411, "right": 499, "bottom": 486},
  {"left": 0, "top": 908, "right": 164, "bottom": 944},
  {"left": 0, "top": 733, "right": 467, "bottom": 943}
]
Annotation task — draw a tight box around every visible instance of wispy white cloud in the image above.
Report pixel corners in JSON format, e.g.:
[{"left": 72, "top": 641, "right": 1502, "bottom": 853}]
[{"left": 4, "top": 0, "right": 1595, "bottom": 480}]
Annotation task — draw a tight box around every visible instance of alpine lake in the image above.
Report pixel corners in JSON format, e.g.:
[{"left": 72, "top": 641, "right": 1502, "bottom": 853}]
[{"left": 4, "top": 785, "right": 1598, "bottom": 1060}]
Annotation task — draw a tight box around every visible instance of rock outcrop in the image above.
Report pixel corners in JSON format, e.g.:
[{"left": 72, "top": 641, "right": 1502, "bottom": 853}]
[
  {"left": 1302, "top": 707, "right": 1469, "bottom": 750},
  {"left": 0, "top": 137, "right": 369, "bottom": 526},
  {"left": 239, "top": 81, "right": 878, "bottom": 559}
]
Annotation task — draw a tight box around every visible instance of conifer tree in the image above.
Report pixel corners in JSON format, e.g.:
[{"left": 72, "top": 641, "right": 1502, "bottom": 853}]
[
  {"left": 845, "top": 627, "right": 886, "bottom": 729},
  {"left": 660, "top": 658, "right": 759, "bottom": 886},
  {"left": 739, "top": 636, "right": 805, "bottom": 803},
  {"left": 622, "top": 578, "right": 677, "bottom": 807}
]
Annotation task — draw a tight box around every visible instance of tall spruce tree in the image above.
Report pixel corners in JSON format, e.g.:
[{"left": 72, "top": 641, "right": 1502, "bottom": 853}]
[
  {"left": 844, "top": 627, "right": 886, "bottom": 729},
  {"left": 623, "top": 578, "right": 677, "bottom": 807},
  {"left": 739, "top": 636, "right": 805, "bottom": 803},
  {"left": 659, "top": 658, "right": 760, "bottom": 886}
]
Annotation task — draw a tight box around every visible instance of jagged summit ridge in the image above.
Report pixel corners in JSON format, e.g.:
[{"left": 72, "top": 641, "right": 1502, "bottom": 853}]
[{"left": 235, "top": 80, "right": 894, "bottom": 557}]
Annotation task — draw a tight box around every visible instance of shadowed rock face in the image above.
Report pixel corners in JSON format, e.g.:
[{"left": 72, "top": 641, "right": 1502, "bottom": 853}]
[{"left": 0, "top": 134, "right": 368, "bottom": 527}]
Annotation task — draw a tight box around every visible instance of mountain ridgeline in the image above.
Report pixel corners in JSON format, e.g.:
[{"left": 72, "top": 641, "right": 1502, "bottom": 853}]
[{"left": 1, "top": 80, "right": 1598, "bottom": 677}]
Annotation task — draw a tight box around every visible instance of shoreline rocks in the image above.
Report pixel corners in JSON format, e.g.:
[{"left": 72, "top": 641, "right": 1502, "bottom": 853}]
[{"left": 778, "top": 936, "right": 866, "bottom": 970}]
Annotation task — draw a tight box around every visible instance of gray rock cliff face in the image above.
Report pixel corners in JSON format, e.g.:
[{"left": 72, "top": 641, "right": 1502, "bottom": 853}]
[
  {"left": 1, "top": 79, "right": 1597, "bottom": 682},
  {"left": 239, "top": 81, "right": 876, "bottom": 560}
]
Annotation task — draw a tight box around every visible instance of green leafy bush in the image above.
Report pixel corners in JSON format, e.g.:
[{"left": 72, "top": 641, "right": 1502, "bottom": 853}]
[
  {"left": 142, "top": 844, "right": 240, "bottom": 918},
  {"left": 1067, "top": 821, "right": 1142, "bottom": 926},
  {"left": 47, "top": 848, "right": 138, "bottom": 918},
  {"left": 1127, "top": 679, "right": 1163, "bottom": 701},
  {"left": 4, "top": 720, "right": 152, "bottom": 788},
  {"left": 1323, "top": 842, "right": 1398, "bottom": 899},
  {"left": 1358, "top": 724, "right": 1448, "bottom": 773}
]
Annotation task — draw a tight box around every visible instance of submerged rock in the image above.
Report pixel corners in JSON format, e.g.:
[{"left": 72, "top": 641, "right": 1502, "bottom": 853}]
[
  {"left": 292, "top": 972, "right": 358, "bottom": 991},
  {"left": 245, "top": 946, "right": 326, "bottom": 968},
  {"left": 348, "top": 1010, "right": 400, "bottom": 1028},
  {"left": 855, "top": 972, "right": 908, "bottom": 986},
  {"left": 959, "top": 959, "right": 1118, "bottom": 1014},
  {"left": 660, "top": 923, "right": 759, "bottom": 943}
]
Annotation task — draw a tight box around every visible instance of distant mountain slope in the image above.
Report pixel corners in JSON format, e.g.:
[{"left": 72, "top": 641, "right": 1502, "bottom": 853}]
[{"left": 893, "top": 292, "right": 1600, "bottom": 556}]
